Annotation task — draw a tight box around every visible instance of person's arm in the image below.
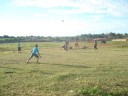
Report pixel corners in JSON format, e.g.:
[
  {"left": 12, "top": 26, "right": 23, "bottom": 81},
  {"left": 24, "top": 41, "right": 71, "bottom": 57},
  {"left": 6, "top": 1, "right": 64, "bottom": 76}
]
[
  {"left": 38, "top": 52, "right": 41, "bottom": 58},
  {"left": 37, "top": 48, "right": 41, "bottom": 58}
]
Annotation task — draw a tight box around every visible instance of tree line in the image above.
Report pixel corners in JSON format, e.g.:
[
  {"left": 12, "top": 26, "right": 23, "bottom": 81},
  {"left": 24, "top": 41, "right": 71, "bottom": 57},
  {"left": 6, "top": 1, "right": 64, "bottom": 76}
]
[{"left": 0, "top": 32, "right": 128, "bottom": 43}]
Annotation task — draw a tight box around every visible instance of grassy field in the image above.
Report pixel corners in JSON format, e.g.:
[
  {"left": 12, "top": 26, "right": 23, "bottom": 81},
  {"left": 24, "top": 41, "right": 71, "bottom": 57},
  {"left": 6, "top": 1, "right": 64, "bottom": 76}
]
[{"left": 0, "top": 41, "right": 128, "bottom": 96}]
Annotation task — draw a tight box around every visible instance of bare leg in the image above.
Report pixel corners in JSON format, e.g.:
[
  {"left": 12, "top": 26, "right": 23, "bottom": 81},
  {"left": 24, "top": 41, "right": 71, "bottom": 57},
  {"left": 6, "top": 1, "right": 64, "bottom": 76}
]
[
  {"left": 27, "top": 55, "right": 33, "bottom": 63},
  {"left": 37, "top": 58, "right": 39, "bottom": 63}
]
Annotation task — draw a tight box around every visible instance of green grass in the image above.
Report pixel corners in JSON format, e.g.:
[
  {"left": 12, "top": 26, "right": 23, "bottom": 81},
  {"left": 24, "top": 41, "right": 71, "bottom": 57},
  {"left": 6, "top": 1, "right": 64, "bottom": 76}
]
[{"left": 0, "top": 42, "right": 128, "bottom": 96}]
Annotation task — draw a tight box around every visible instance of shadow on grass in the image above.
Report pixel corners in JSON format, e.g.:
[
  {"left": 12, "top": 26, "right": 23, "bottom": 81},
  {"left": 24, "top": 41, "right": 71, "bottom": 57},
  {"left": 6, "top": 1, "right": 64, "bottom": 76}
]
[
  {"left": 0, "top": 66, "right": 24, "bottom": 72},
  {"left": 28, "top": 69, "right": 53, "bottom": 75},
  {"left": 0, "top": 58, "right": 90, "bottom": 69},
  {"left": 0, "top": 59, "right": 22, "bottom": 64},
  {"left": 4, "top": 71, "right": 15, "bottom": 74},
  {"left": 40, "top": 62, "right": 91, "bottom": 69}
]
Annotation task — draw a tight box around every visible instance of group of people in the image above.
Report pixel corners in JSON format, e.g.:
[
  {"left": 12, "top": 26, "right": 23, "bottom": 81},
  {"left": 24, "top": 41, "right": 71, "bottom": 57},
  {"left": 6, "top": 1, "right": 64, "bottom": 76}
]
[
  {"left": 62, "top": 40, "right": 98, "bottom": 51},
  {"left": 17, "top": 40, "right": 98, "bottom": 64}
]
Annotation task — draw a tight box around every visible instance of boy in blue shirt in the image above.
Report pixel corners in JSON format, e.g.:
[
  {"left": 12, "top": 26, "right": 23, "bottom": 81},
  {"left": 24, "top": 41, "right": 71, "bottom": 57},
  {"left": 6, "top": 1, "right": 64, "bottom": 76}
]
[{"left": 27, "top": 44, "right": 41, "bottom": 63}]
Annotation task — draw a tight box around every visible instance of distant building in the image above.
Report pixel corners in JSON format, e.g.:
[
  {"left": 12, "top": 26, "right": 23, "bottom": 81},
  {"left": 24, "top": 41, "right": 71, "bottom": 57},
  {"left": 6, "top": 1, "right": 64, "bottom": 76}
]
[
  {"left": 93, "top": 38, "right": 107, "bottom": 41},
  {"left": 112, "top": 39, "right": 128, "bottom": 42},
  {"left": 93, "top": 38, "right": 108, "bottom": 44}
]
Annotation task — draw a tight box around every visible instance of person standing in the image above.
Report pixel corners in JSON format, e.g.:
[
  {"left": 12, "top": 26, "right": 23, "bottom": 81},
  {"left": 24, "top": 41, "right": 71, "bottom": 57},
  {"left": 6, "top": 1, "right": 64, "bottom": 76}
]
[
  {"left": 75, "top": 41, "right": 79, "bottom": 49},
  {"left": 94, "top": 40, "right": 98, "bottom": 49},
  {"left": 27, "top": 44, "right": 41, "bottom": 63},
  {"left": 18, "top": 41, "right": 21, "bottom": 53},
  {"left": 64, "top": 41, "right": 69, "bottom": 51}
]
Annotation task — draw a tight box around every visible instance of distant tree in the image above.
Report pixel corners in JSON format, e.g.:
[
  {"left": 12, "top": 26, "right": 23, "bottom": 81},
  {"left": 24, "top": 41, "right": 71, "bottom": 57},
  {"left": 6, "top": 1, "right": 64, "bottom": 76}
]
[
  {"left": 109, "top": 32, "right": 116, "bottom": 39},
  {"left": 124, "top": 33, "right": 128, "bottom": 38},
  {"left": 3, "top": 35, "right": 9, "bottom": 38},
  {"left": 117, "top": 33, "right": 123, "bottom": 39}
]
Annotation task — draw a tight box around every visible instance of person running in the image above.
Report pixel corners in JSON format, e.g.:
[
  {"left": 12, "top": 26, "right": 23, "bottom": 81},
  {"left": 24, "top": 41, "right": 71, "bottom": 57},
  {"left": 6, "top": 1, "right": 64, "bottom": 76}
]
[{"left": 27, "top": 44, "right": 41, "bottom": 63}]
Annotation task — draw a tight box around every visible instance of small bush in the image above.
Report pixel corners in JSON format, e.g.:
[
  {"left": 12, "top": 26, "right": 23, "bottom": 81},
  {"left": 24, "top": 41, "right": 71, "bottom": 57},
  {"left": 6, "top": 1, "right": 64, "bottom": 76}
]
[
  {"left": 77, "top": 86, "right": 110, "bottom": 96},
  {"left": 77, "top": 85, "right": 128, "bottom": 96}
]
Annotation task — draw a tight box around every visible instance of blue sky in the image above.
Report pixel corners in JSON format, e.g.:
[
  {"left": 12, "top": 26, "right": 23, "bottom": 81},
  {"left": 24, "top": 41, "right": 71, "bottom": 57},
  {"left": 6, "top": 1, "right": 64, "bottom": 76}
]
[{"left": 0, "top": 0, "right": 128, "bottom": 36}]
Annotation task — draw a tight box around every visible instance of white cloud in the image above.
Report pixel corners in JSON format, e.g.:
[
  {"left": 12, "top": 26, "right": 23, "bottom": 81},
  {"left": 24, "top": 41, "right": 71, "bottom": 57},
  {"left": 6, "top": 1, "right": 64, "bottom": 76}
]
[
  {"left": 11, "top": 0, "right": 128, "bottom": 17},
  {"left": 12, "top": 0, "right": 75, "bottom": 8},
  {"left": 107, "top": 1, "right": 128, "bottom": 16}
]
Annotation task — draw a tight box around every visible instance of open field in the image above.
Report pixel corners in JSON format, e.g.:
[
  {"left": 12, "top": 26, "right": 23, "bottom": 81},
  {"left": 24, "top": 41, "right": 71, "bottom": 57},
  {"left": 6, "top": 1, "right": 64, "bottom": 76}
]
[{"left": 0, "top": 42, "right": 128, "bottom": 96}]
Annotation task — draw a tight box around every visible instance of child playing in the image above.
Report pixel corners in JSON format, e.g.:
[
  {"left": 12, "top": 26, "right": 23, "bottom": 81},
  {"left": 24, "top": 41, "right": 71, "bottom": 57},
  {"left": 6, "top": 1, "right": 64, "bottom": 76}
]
[{"left": 27, "top": 44, "right": 41, "bottom": 63}]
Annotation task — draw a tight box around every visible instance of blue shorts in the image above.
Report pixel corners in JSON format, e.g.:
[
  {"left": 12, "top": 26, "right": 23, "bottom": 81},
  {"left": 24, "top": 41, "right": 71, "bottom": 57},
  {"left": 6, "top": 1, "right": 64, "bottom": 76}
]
[{"left": 30, "top": 54, "right": 39, "bottom": 58}]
